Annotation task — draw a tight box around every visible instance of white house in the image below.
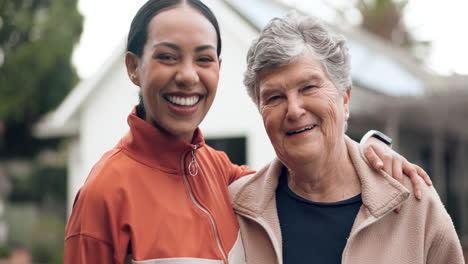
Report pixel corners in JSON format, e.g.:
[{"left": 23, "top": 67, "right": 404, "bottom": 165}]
[{"left": 34, "top": 0, "right": 468, "bottom": 248}]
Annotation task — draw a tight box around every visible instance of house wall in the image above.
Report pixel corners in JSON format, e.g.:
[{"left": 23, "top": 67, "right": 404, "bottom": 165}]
[
  {"left": 80, "top": 58, "right": 139, "bottom": 175},
  {"left": 67, "top": 59, "right": 138, "bottom": 208},
  {"left": 67, "top": 137, "right": 82, "bottom": 214},
  {"left": 200, "top": 0, "right": 276, "bottom": 170}
]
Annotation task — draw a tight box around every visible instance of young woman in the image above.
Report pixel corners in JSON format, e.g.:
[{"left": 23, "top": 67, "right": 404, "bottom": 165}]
[{"left": 64, "top": 1, "right": 430, "bottom": 263}]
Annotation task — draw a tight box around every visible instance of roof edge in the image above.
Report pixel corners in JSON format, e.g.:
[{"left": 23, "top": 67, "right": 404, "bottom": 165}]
[{"left": 33, "top": 39, "right": 127, "bottom": 138}]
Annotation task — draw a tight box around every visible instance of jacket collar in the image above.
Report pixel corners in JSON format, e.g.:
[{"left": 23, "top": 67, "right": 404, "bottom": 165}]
[
  {"left": 229, "top": 157, "right": 283, "bottom": 218},
  {"left": 229, "top": 136, "right": 410, "bottom": 218},
  {"left": 119, "top": 108, "right": 205, "bottom": 174},
  {"left": 345, "top": 136, "right": 410, "bottom": 217}
]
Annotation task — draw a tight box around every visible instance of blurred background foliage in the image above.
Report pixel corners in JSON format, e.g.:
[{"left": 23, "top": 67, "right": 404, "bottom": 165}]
[
  {"left": 0, "top": 0, "right": 83, "bottom": 157},
  {"left": 0, "top": 0, "right": 82, "bottom": 263}
]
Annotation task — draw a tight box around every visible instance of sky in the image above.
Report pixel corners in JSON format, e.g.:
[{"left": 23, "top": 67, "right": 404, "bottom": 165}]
[
  {"left": 404, "top": 0, "right": 468, "bottom": 75},
  {"left": 72, "top": 0, "right": 468, "bottom": 79}
]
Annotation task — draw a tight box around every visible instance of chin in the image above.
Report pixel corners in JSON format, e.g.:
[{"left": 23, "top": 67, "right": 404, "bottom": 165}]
[
  {"left": 172, "top": 125, "right": 199, "bottom": 140},
  {"left": 288, "top": 146, "right": 322, "bottom": 161}
]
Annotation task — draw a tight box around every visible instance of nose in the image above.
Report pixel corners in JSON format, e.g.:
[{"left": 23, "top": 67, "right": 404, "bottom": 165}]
[
  {"left": 175, "top": 61, "right": 199, "bottom": 88},
  {"left": 285, "top": 96, "right": 306, "bottom": 121}
]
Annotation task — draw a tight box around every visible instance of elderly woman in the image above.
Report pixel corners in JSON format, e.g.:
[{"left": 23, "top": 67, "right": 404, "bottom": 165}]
[{"left": 229, "top": 13, "right": 464, "bottom": 264}]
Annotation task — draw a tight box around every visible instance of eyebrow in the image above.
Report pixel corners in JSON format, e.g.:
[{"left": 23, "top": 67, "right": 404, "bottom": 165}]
[
  {"left": 259, "top": 73, "right": 322, "bottom": 100},
  {"left": 259, "top": 86, "right": 281, "bottom": 101},
  {"left": 153, "top": 42, "right": 181, "bottom": 51},
  {"left": 295, "top": 73, "right": 321, "bottom": 87},
  {"left": 152, "top": 42, "right": 216, "bottom": 53},
  {"left": 195, "top": 45, "right": 216, "bottom": 53}
]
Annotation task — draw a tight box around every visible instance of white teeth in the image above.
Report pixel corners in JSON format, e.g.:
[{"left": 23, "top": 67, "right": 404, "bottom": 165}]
[
  {"left": 167, "top": 96, "right": 200, "bottom": 106},
  {"left": 290, "top": 125, "right": 316, "bottom": 134}
]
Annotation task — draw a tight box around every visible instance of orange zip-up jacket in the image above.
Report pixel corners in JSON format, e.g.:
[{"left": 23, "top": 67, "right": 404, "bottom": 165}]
[{"left": 64, "top": 109, "right": 253, "bottom": 264}]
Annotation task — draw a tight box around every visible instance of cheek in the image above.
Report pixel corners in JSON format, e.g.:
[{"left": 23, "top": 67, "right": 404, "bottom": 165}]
[
  {"left": 262, "top": 109, "right": 283, "bottom": 142},
  {"left": 142, "top": 85, "right": 159, "bottom": 104},
  {"left": 318, "top": 96, "right": 340, "bottom": 137},
  {"left": 203, "top": 66, "right": 220, "bottom": 91},
  {"left": 322, "top": 97, "right": 345, "bottom": 136}
]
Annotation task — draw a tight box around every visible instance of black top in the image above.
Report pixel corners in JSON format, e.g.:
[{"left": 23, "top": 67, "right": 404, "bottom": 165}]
[{"left": 276, "top": 169, "right": 362, "bottom": 264}]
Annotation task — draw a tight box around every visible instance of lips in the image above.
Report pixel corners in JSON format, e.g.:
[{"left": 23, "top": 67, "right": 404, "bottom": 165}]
[{"left": 286, "top": 124, "right": 317, "bottom": 136}]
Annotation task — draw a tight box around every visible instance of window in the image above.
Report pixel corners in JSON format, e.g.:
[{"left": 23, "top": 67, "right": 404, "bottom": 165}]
[{"left": 205, "top": 137, "right": 247, "bottom": 166}]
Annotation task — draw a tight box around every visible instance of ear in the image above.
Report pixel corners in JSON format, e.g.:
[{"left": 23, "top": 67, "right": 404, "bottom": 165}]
[
  {"left": 125, "top": 51, "right": 141, "bottom": 86},
  {"left": 344, "top": 89, "right": 351, "bottom": 120},
  {"left": 218, "top": 57, "right": 222, "bottom": 70}
]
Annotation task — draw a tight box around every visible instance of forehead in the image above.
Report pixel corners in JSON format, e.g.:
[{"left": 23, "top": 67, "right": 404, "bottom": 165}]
[
  {"left": 258, "top": 52, "right": 330, "bottom": 91},
  {"left": 147, "top": 5, "right": 218, "bottom": 46}
]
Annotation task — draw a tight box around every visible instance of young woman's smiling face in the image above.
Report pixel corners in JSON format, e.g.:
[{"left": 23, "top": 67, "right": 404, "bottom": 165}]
[{"left": 126, "top": 5, "right": 220, "bottom": 143}]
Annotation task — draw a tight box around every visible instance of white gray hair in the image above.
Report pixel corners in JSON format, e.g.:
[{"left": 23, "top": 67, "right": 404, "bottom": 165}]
[{"left": 244, "top": 12, "right": 352, "bottom": 105}]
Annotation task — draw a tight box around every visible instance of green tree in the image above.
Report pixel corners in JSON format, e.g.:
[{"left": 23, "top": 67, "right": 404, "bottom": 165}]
[{"left": 0, "top": 0, "right": 83, "bottom": 157}]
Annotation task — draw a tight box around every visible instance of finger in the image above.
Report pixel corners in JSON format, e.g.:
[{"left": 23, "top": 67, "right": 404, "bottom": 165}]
[
  {"left": 392, "top": 156, "right": 403, "bottom": 185},
  {"left": 381, "top": 152, "right": 393, "bottom": 176},
  {"left": 370, "top": 143, "right": 393, "bottom": 174},
  {"left": 391, "top": 156, "right": 408, "bottom": 213},
  {"left": 363, "top": 145, "right": 384, "bottom": 170},
  {"left": 405, "top": 165, "right": 422, "bottom": 200},
  {"left": 416, "top": 165, "right": 432, "bottom": 186}
]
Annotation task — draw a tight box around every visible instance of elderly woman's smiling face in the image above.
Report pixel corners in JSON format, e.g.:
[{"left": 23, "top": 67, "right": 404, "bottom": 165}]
[{"left": 258, "top": 50, "right": 351, "bottom": 165}]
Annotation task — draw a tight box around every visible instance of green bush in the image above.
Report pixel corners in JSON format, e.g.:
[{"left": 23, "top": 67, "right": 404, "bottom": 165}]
[
  {"left": 0, "top": 243, "right": 11, "bottom": 258},
  {"left": 5, "top": 203, "right": 38, "bottom": 248},
  {"left": 5, "top": 204, "right": 65, "bottom": 263},
  {"left": 9, "top": 165, "right": 67, "bottom": 209},
  {"left": 30, "top": 212, "right": 65, "bottom": 263}
]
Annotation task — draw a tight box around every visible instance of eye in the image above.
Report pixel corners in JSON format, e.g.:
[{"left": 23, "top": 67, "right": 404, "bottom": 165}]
[
  {"left": 302, "top": 85, "right": 316, "bottom": 94},
  {"left": 155, "top": 54, "right": 177, "bottom": 61},
  {"left": 196, "top": 55, "right": 215, "bottom": 67},
  {"left": 197, "top": 56, "right": 215, "bottom": 63},
  {"left": 266, "top": 95, "right": 283, "bottom": 104}
]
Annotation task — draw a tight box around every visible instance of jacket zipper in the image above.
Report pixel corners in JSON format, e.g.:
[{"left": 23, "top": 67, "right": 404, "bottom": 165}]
[{"left": 181, "top": 145, "right": 229, "bottom": 264}]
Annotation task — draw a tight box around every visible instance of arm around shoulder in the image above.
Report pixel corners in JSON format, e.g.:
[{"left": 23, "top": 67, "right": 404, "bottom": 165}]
[{"left": 215, "top": 150, "right": 255, "bottom": 184}]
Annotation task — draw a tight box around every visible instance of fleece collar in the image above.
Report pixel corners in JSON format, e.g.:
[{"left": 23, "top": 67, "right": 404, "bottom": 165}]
[
  {"left": 229, "top": 136, "right": 410, "bottom": 219},
  {"left": 119, "top": 108, "right": 205, "bottom": 174}
]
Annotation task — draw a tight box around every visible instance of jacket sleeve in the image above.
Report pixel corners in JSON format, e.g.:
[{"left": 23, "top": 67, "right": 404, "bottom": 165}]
[
  {"left": 223, "top": 153, "right": 255, "bottom": 185},
  {"left": 426, "top": 216, "right": 464, "bottom": 264},
  {"left": 423, "top": 186, "right": 465, "bottom": 264},
  {"left": 215, "top": 151, "right": 255, "bottom": 184},
  {"left": 64, "top": 183, "right": 130, "bottom": 264},
  {"left": 228, "top": 163, "right": 255, "bottom": 184},
  {"left": 64, "top": 234, "right": 118, "bottom": 264}
]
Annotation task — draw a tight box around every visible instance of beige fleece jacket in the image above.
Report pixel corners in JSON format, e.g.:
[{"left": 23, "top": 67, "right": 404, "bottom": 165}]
[{"left": 229, "top": 136, "right": 464, "bottom": 264}]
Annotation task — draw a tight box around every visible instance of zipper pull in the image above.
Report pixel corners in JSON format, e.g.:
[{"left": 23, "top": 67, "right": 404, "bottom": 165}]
[{"left": 188, "top": 145, "right": 199, "bottom": 177}]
